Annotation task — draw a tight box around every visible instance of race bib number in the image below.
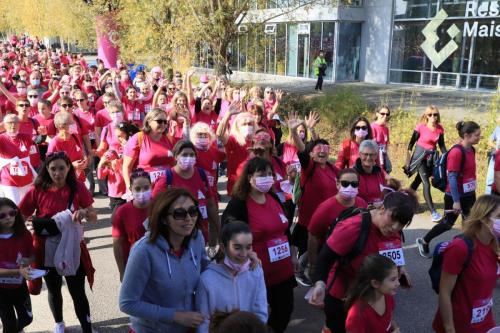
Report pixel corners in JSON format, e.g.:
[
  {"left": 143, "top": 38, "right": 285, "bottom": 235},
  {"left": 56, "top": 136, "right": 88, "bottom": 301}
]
[
  {"left": 0, "top": 275, "right": 23, "bottom": 284},
  {"left": 463, "top": 179, "right": 477, "bottom": 193},
  {"left": 378, "top": 241, "right": 405, "bottom": 266},
  {"left": 69, "top": 123, "right": 78, "bottom": 135},
  {"left": 471, "top": 298, "right": 493, "bottom": 324},
  {"left": 207, "top": 175, "right": 215, "bottom": 187},
  {"left": 291, "top": 162, "right": 301, "bottom": 173},
  {"left": 267, "top": 237, "right": 291, "bottom": 263},
  {"left": 149, "top": 169, "right": 166, "bottom": 183},
  {"left": 29, "top": 145, "right": 37, "bottom": 154},
  {"left": 144, "top": 104, "right": 152, "bottom": 113},
  {"left": 133, "top": 110, "right": 141, "bottom": 120},
  {"left": 9, "top": 163, "right": 26, "bottom": 176},
  {"left": 199, "top": 205, "right": 208, "bottom": 219}
]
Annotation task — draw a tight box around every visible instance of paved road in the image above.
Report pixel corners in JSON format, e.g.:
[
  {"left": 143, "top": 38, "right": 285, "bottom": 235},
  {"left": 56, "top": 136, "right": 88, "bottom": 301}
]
[{"left": 20, "top": 178, "right": 500, "bottom": 333}]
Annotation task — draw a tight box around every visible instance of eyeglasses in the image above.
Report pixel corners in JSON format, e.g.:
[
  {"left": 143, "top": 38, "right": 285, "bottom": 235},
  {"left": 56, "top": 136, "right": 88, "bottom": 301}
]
[
  {"left": 153, "top": 119, "right": 168, "bottom": 125},
  {"left": 167, "top": 87, "right": 175, "bottom": 91},
  {"left": 378, "top": 112, "right": 390, "bottom": 116},
  {"left": 427, "top": 113, "right": 439, "bottom": 117},
  {"left": 17, "top": 103, "right": 30, "bottom": 108},
  {"left": 355, "top": 126, "right": 368, "bottom": 130},
  {"left": 360, "top": 152, "right": 377, "bottom": 158},
  {"left": 168, "top": 206, "right": 199, "bottom": 220},
  {"left": 76, "top": 98, "right": 86, "bottom": 102},
  {"left": 0, "top": 209, "right": 17, "bottom": 220},
  {"left": 340, "top": 180, "right": 359, "bottom": 188},
  {"left": 28, "top": 95, "right": 38, "bottom": 98},
  {"left": 131, "top": 168, "right": 150, "bottom": 179},
  {"left": 60, "top": 103, "right": 73, "bottom": 108},
  {"left": 46, "top": 151, "right": 67, "bottom": 159}
]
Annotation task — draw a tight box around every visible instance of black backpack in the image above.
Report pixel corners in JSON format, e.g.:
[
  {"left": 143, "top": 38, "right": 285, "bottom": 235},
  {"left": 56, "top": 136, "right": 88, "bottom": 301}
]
[
  {"left": 431, "top": 144, "right": 467, "bottom": 192},
  {"left": 325, "top": 206, "right": 364, "bottom": 240},
  {"left": 428, "top": 234, "right": 473, "bottom": 294}
]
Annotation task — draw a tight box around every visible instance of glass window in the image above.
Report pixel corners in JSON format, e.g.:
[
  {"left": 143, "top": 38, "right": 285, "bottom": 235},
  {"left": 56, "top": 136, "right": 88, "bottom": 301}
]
[
  {"left": 322, "top": 22, "right": 335, "bottom": 80},
  {"left": 287, "top": 24, "right": 298, "bottom": 76},
  {"left": 238, "top": 34, "right": 248, "bottom": 72},
  {"left": 336, "top": 22, "right": 361, "bottom": 81},
  {"left": 309, "top": 22, "right": 322, "bottom": 78},
  {"left": 297, "top": 34, "right": 310, "bottom": 77},
  {"left": 256, "top": 30, "right": 265, "bottom": 73},
  {"left": 341, "top": 0, "right": 363, "bottom": 6},
  {"left": 247, "top": 29, "right": 257, "bottom": 73},
  {"left": 276, "top": 24, "right": 287, "bottom": 75},
  {"left": 264, "top": 32, "right": 276, "bottom": 74},
  {"left": 394, "top": 0, "right": 437, "bottom": 20}
]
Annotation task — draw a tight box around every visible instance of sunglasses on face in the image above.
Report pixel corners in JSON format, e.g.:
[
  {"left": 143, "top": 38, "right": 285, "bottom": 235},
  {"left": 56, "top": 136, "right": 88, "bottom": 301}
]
[
  {"left": 379, "top": 112, "right": 390, "bottom": 116},
  {"left": 153, "top": 119, "right": 168, "bottom": 125},
  {"left": 76, "top": 98, "right": 86, "bottom": 102},
  {"left": 0, "top": 209, "right": 17, "bottom": 220},
  {"left": 28, "top": 95, "right": 38, "bottom": 98},
  {"left": 169, "top": 206, "right": 199, "bottom": 220},
  {"left": 60, "top": 103, "right": 73, "bottom": 108},
  {"left": 427, "top": 113, "right": 439, "bottom": 117},
  {"left": 355, "top": 126, "right": 368, "bottom": 130},
  {"left": 340, "top": 180, "right": 359, "bottom": 188},
  {"left": 17, "top": 104, "right": 30, "bottom": 108}
]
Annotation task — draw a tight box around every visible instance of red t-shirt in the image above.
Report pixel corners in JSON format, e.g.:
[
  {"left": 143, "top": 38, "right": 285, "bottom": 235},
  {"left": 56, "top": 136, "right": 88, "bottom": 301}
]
[
  {"left": 247, "top": 194, "right": 293, "bottom": 287},
  {"left": 47, "top": 135, "right": 85, "bottom": 182},
  {"left": 281, "top": 142, "right": 300, "bottom": 170},
  {"left": 195, "top": 146, "right": 226, "bottom": 199},
  {"left": 225, "top": 135, "right": 250, "bottom": 195},
  {"left": 18, "top": 118, "right": 38, "bottom": 139},
  {"left": 97, "top": 163, "right": 126, "bottom": 198},
  {"left": 345, "top": 295, "right": 395, "bottom": 333},
  {"left": 335, "top": 140, "right": 359, "bottom": 169},
  {"left": 94, "top": 108, "right": 111, "bottom": 128},
  {"left": 73, "top": 108, "right": 96, "bottom": 142},
  {"left": 371, "top": 123, "right": 390, "bottom": 146},
  {"left": 121, "top": 98, "right": 145, "bottom": 127},
  {"left": 357, "top": 169, "right": 387, "bottom": 205},
  {"left": 298, "top": 160, "right": 339, "bottom": 227},
  {"left": 326, "top": 214, "right": 402, "bottom": 299},
  {"left": 432, "top": 238, "right": 498, "bottom": 333},
  {"left": 123, "top": 132, "right": 175, "bottom": 181},
  {"left": 0, "top": 232, "right": 34, "bottom": 289},
  {"left": 111, "top": 201, "right": 147, "bottom": 265},
  {"left": 415, "top": 123, "right": 444, "bottom": 150},
  {"left": 0, "top": 133, "right": 39, "bottom": 186},
  {"left": 445, "top": 145, "right": 476, "bottom": 195},
  {"left": 99, "top": 123, "right": 123, "bottom": 154},
  {"left": 33, "top": 114, "right": 56, "bottom": 137},
  {"left": 308, "top": 196, "right": 368, "bottom": 242},
  {"left": 192, "top": 111, "right": 218, "bottom": 133},
  {"left": 493, "top": 151, "right": 500, "bottom": 193},
  {"left": 153, "top": 168, "right": 212, "bottom": 241}
]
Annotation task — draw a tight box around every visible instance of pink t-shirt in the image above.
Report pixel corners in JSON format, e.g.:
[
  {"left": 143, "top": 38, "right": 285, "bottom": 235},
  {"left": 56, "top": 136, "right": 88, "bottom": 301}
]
[
  {"left": 415, "top": 123, "right": 444, "bottom": 150},
  {"left": 97, "top": 163, "right": 126, "bottom": 198},
  {"left": 281, "top": 142, "right": 301, "bottom": 171},
  {"left": 99, "top": 123, "right": 123, "bottom": 154},
  {"left": 74, "top": 108, "right": 96, "bottom": 141},
  {"left": 371, "top": 122, "right": 389, "bottom": 146},
  {"left": 94, "top": 107, "right": 111, "bottom": 128},
  {"left": 123, "top": 132, "right": 175, "bottom": 173},
  {"left": 33, "top": 114, "right": 56, "bottom": 136},
  {"left": 47, "top": 135, "right": 85, "bottom": 181}
]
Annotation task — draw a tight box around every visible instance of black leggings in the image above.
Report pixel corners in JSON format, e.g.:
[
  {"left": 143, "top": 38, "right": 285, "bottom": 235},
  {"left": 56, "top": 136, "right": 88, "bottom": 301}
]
[
  {"left": 324, "top": 295, "right": 347, "bottom": 333},
  {"left": 43, "top": 264, "right": 92, "bottom": 333},
  {"left": 315, "top": 75, "right": 324, "bottom": 90},
  {"left": 410, "top": 162, "right": 435, "bottom": 212},
  {"left": 267, "top": 277, "right": 295, "bottom": 333},
  {"left": 0, "top": 284, "right": 33, "bottom": 333},
  {"left": 423, "top": 193, "right": 476, "bottom": 244}
]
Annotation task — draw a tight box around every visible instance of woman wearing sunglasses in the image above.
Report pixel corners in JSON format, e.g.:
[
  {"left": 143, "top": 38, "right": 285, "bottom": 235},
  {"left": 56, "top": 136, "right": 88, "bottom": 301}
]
[
  {"left": 336, "top": 116, "right": 373, "bottom": 169},
  {"left": 287, "top": 111, "right": 339, "bottom": 287},
  {"left": 19, "top": 151, "right": 97, "bottom": 333},
  {"left": 371, "top": 105, "right": 392, "bottom": 173},
  {"left": 122, "top": 108, "right": 176, "bottom": 190},
  {"left": 405, "top": 106, "right": 447, "bottom": 223},
  {"left": 0, "top": 114, "right": 40, "bottom": 205},
  {"left": 119, "top": 188, "right": 209, "bottom": 333},
  {"left": 307, "top": 168, "right": 368, "bottom": 279},
  {"left": 152, "top": 140, "right": 220, "bottom": 246},
  {"left": 222, "top": 157, "right": 297, "bottom": 333}
]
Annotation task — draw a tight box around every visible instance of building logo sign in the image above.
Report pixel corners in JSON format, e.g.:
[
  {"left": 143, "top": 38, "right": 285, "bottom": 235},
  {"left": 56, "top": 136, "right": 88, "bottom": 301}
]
[{"left": 421, "top": 1, "right": 500, "bottom": 68}]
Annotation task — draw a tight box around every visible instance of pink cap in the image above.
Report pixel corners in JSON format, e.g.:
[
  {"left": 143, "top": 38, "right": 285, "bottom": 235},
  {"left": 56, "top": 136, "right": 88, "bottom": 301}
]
[
  {"left": 151, "top": 66, "right": 162, "bottom": 74},
  {"left": 200, "top": 74, "right": 209, "bottom": 83}
]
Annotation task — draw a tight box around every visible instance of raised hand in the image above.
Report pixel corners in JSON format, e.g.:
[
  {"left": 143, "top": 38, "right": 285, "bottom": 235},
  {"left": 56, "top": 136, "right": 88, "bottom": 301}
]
[
  {"left": 305, "top": 111, "right": 320, "bottom": 129},
  {"left": 287, "top": 111, "right": 304, "bottom": 131}
]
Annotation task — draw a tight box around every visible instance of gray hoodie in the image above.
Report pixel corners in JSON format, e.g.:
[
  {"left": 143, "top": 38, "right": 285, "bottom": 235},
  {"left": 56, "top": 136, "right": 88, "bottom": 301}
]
[
  {"left": 119, "top": 231, "right": 209, "bottom": 333},
  {"left": 195, "top": 262, "right": 268, "bottom": 333}
]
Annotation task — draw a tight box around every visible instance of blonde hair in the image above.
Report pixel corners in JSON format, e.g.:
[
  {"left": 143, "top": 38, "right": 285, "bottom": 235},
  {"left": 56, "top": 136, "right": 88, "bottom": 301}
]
[
  {"left": 54, "top": 111, "right": 73, "bottom": 128},
  {"left": 462, "top": 195, "right": 500, "bottom": 254},
  {"left": 143, "top": 108, "right": 168, "bottom": 134},
  {"left": 230, "top": 112, "right": 257, "bottom": 146},
  {"left": 3, "top": 114, "right": 19, "bottom": 123},
  {"left": 419, "top": 105, "right": 441, "bottom": 124},
  {"left": 190, "top": 122, "right": 216, "bottom": 145}
]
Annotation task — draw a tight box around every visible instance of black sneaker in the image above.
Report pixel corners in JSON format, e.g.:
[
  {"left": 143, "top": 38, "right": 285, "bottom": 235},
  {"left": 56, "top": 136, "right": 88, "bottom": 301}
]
[
  {"left": 295, "top": 272, "right": 312, "bottom": 287},
  {"left": 416, "top": 238, "right": 430, "bottom": 258}
]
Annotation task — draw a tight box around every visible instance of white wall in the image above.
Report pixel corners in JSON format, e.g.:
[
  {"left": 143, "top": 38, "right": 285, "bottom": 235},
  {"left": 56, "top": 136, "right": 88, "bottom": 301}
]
[{"left": 359, "top": 0, "right": 394, "bottom": 84}]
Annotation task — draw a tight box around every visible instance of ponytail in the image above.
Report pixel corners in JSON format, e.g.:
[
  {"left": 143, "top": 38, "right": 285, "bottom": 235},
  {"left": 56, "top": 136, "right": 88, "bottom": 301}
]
[
  {"left": 456, "top": 121, "right": 480, "bottom": 139},
  {"left": 382, "top": 188, "right": 418, "bottom": 227}
]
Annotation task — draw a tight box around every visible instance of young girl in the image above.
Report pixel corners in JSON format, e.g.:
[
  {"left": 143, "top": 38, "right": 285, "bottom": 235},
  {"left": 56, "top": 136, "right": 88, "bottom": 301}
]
[
  {"left": 371, "top": 106, "right": 391, "bottom": 173},
  {"left": 345, "top": 254, "right": 401, "bottom": 333},
  {"left": 97, "top": 149, "right": 126, "bottom": 214},
  {"left": 0, "top": 197, "right": 34, "bottom": 333},
  {"left": 196, "top": 221, "right": 268, "bottom": 333},
  {"left": 112, "top": 168, "right": 151, "bottom": 281}
]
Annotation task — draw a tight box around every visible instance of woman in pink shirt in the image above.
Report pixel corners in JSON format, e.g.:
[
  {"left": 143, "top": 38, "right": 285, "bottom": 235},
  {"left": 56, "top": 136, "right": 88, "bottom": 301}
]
[{"left": 371, "top": 105, "right": 392, "bottom": 173}]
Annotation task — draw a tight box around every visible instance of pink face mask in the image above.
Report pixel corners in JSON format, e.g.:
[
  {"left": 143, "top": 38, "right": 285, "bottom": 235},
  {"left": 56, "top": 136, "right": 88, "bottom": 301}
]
[{"left": 312, "top": 144, "right": 330, "bottom": 155}]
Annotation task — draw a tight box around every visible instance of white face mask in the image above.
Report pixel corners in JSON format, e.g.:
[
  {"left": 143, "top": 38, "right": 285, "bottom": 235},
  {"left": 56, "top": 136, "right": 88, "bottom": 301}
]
[
  {"left": 338, "top": 185, "right": 358, "bottom": 200},
  {"left": 298, "top": 132, "right": 306, "bottom": 140},
  {"left": 194, "top": 138, "right": 210, "bottom": 151},
  {"left": 254, "top": 176, "right": 274, "bottom": 193},
  {"left": 178, "top": 156, "right": 196, "bottom": 170},
  {"left": 132, "top": 190, "right": 152, "bottom": 205},
  {"left": 241, "top": 125, "right": 254, "bottom": 138},
  {"left": 29, "top": 97, "right": 39, "bottom": 107},
  {"left": 354, "top": 129, "right": 368, "bottom": 138},
  {"left": 110, "top": 112, "right": 123, "bottom": 123},
  {"left": 491, "top": 218, "right": 500, "bottom": 238},
  {"left": 17, "top": 87, "right": 27, "bottom": 94}
]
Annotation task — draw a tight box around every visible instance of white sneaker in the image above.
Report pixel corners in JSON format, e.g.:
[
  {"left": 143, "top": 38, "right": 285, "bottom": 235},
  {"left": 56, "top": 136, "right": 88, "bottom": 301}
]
[
  {"left": 431, "top": 210, "right": 443, "bottom": 222},
  {"left": 54, "top": 322, "right": 65, "bottom": 333}
]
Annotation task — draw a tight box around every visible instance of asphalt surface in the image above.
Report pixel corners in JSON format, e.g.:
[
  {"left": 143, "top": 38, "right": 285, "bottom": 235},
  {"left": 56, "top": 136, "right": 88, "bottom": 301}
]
[{"left": 13, "top": 175, "right": 498, "bottom": 333}]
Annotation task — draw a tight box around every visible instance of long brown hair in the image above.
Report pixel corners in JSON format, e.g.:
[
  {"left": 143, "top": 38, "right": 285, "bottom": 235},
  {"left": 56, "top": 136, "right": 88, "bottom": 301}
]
[
  {"left": 0, "top": 198, "right": 29, "bottom": 237},
  {"left": 463, "top": 195, "right": 500, "bottom": 254},
  {"left": 419, "top": 105, "right": 441, "bottom": 124},
  {"left": 148, "top": 188, "right": 201, "bottom": 247}
]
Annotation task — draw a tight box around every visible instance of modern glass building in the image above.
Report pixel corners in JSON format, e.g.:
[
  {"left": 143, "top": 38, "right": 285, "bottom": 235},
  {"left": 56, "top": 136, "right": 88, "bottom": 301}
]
[{"left": 196, "top": 0, "right": 499, "bottom": 91}]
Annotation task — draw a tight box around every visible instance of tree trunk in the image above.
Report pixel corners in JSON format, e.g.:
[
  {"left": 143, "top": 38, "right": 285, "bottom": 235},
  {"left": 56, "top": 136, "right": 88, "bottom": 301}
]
[{"left": 212, "top": 40, "right": 229, "bottom": 77}]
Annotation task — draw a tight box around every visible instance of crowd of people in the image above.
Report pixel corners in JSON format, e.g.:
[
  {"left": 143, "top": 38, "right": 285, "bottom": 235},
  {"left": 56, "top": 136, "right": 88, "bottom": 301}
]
[{"left": 0, "top": 35, "right": 499, "bottom": 333}]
